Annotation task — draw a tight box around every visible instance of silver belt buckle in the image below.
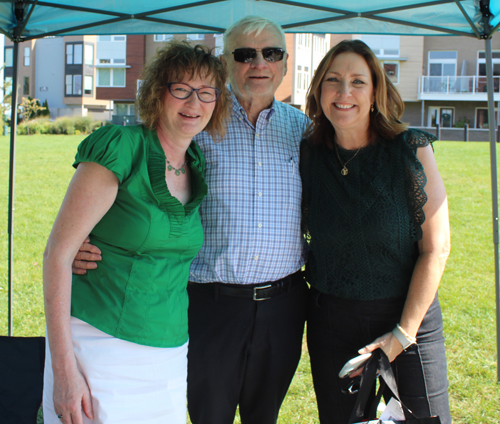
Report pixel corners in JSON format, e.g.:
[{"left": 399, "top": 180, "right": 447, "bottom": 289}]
[{"left": 253, "top": 284, "right": 272, "bottom": 301}]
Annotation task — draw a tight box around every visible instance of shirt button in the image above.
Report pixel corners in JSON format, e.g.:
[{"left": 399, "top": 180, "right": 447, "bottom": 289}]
[
  {"left": 257, "top": 223, "right": 262, "bottom": 228},
  {"left": 258, "top": 162, "right": 262, "bottom": 166},
  {"left": 256, "top": 133, "right": 260, "bottom": 137},
  {"left": 258, "top": 192, "right": 262, "bottom": 197},
  {"left": 254, "top": 255, "right": 259, "bottom": 260}
]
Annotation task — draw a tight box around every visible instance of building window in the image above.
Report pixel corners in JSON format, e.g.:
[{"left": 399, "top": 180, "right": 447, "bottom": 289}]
[
  {"left": 383, "top": 62, "right": 399, "bottom": 84},
  {"left": 24, "top": 47, "right": 30, "bottom": 66},
  {"left": 66, "top": 74, "right": 82, "bottom": 95},
  {"left": 115, "top": 103, "right": 135, "bottom": 115},
  {"left": 84, "top": 75, "right": 93, "bottom": 95},
  {"left": 4, "top": 76, "right": 12, "bottom": 96},
  {"left": 476, "top": 108, "right": 499, "bottom": 129},
  {"left": 66, "top": 43, "right": 83, "bottom": 65},
  {"left": 5, "top": 47, "right": 13, "bottom": 67},
  {"left": 187, "top": 34, "right": 205, "bottom": 40},
  {"left": 23, "top": 76, "right": 29, "bottom": 95},
  {"left": 362, "top": 35, "right": 400, "bottom": 57},
  {"left": 214, "top": 34, "right": 224, "bottom": 56},
  {"left": 429, "top": 106, "right": 454, "bottom": 128},
  {"left": 298, "top": 34, "right": 312, "bottom": 48},
  {"left": 313, "top": 36, "right": 327, "bottom": 55},
  {"left": 155, "top": 34, "right": 174, "bottom": 42},
  {"left": 428, "top": 51, "right": 457, "bottom": 76},
  {"left": 97, "top": 68, "right": 126, "bottom": 87},
  {"left": 85, "top": 44, "right": 94, "bottom": 65},
  {"left": 98, "top": 35, "right": 126, "bottom": 42},
  {"left": 296, "top": 65, "right": 309, "bottom": 91}
]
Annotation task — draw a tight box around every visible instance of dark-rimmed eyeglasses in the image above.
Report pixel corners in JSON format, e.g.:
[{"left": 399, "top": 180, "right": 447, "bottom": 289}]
[
  {"left": 166, "top": 82, "right": 221, "bottom": 103},
  {"left": 231, "top": 48, "right": 285, "bottom": 63}
]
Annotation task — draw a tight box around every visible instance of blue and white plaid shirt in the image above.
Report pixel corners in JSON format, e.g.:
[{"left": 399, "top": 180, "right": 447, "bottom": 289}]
[{"left": 189, "top": 90, "right": 310, "bottom": 284}]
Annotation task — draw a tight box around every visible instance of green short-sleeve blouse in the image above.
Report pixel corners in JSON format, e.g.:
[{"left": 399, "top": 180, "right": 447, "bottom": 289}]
[{"left": 70, "top": 124, "right": 207, "bottom": 348}]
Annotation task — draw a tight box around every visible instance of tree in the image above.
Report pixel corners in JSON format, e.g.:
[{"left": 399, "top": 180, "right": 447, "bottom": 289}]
[{"left": 19, "top": 97, "right": 46, "bottom": 134}]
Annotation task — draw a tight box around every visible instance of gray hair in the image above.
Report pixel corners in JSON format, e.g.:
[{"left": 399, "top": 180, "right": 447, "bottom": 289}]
[{"left": 223, "top": 16, "right": 287, "bottom": 56}]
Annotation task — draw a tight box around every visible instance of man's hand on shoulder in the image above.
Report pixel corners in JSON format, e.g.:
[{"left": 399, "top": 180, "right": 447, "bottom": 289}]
[{"left": 72, "top": 237, "right": 102, "bottom": 275}]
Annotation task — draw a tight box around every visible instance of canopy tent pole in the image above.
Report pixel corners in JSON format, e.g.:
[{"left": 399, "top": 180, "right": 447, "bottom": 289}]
[
  {"left": 7, "top": 40, "right": 20, "bottom": 337},
  {"left": 480, "top": 0, "right": 500, "bottom": 383},
  {"left": 485, "top": 37, "right": 500, "bottom": 383}
]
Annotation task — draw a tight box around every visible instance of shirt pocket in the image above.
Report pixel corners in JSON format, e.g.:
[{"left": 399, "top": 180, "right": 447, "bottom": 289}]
[{"left": 277, "top": 155, "right": 301, "bottom": 209}]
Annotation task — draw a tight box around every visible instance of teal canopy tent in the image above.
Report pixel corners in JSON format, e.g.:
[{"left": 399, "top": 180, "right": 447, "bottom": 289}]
[{"left": 1, "top": 0, "right": 499, "bottom": 377}]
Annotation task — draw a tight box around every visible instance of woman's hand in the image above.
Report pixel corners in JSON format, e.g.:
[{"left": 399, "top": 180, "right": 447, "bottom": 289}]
[
  {"left": 358, "top": 332, "right": 404, "bottom": 363},
  {"left": 53, "top": 366, "right": 93, "bottom": 424},
  {"left": 72, "top": 236, "right": 102, "bottom": 275}
]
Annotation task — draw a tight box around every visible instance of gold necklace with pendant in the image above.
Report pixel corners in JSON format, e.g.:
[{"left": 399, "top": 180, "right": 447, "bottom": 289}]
[{"left": 334, "top": 142, "right": 363, "bottom": 176}]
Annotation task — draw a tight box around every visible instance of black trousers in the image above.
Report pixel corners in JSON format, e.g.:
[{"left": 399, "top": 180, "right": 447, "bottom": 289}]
[
  {"left": 307, "top": 288, "right": 452, "bottom": 424},
  {"left": 187, "top": 277, "right": 308, "bottom": 424}
]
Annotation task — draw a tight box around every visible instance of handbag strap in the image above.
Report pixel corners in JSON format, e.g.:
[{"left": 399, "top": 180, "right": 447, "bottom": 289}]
[{"left": 348, "top": 349, "right": 403, "bottom": 424}]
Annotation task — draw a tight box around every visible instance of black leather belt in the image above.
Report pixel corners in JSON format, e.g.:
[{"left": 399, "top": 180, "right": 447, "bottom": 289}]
[{"left": 189, "top": 270, "right": 304, "bottom": 301}]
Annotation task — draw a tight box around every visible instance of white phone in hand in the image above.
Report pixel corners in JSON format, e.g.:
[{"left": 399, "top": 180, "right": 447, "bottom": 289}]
[{"left": 338, "top": 353, "right": 372, "bottom": 378}]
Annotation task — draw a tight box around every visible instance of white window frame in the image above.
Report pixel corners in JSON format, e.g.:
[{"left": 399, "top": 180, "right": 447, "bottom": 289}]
[
  {"left": 84, "top": 75, "right": 93, "bottom": 95},
  {"left": 187, "top": 34, "right": 205, "bottom": 40},
  {"left": 98, "top": 35, "right": 126, "bottom": 42},
  {"left": 84, "top": 44, "right": 94, "bottom": 66},
  {"left": 363, "top": 35, "right": 400, "bottom": 58},
  {"left": 115, "top": 103, "right": 135, "bottom": 115},
  {"left": 428, "top": 106, "right": 455, "bottom": 127},
  {"left": 24, "top": 47, "right": 30, "bottom": 66},
  {"left": 155, "top": 34, "right": 174, "bottom": 42},
  {"left": 97, "top": 68, "right": 126, "bottom": 87},
  {"left": 477, "top": 51, "right": 500, "bottom": 75},
  {"left": 475, "top": 106, "right": 499, "bottom": 129},
  {"left": 5, "top": 48, "right": 13, "bottom": 67},
  {"left": 428, "top": 51, "right": 457, "bottom": 76}
]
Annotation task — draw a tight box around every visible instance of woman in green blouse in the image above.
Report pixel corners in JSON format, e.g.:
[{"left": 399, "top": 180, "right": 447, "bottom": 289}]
[
  {"left": 301, "top": 40, "right": 452, "bottom": 423},
  {"left": 42, "top": 41, "right": 229, "bottom": 424}
]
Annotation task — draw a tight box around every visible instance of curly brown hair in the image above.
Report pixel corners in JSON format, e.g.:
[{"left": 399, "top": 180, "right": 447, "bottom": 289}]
[
  {"left": 137, "top": 40, "right": 230, "bottom": 141},
  {"left": 305, "top": 39, "right": 407, "bottom": 145}
]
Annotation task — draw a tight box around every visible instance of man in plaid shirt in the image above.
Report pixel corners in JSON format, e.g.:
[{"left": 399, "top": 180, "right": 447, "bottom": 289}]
[{"left": 73, "top": 16, "right": 310, "bottom": 424}]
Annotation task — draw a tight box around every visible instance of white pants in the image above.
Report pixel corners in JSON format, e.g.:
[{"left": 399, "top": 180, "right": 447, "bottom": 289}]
[{"left": 43, "top": 317, "right": 188, "bottom": 424}]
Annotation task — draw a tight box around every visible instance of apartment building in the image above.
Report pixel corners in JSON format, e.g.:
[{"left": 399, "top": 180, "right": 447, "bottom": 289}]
[
  {"left": 3, "top": 33, "right": 499, "bottom": 132},
  {"left": 418, "top": 35, "right": 500, "bottom": 130}
]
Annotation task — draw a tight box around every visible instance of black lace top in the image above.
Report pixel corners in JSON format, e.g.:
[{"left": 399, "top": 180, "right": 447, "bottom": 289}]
[{"left": 300, "top": 128, "right": 435, "bottom": 300}]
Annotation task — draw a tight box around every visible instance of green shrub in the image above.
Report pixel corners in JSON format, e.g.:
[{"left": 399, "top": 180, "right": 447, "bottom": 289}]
[
  {"left": 52, "top": 117, "right": 76, "bottom": 135},
  {"left": 74, "top": 116, "right": 94, "bottom": 134},
  {"left": 454, "top": 116, "right": 470, "bottom": 128},
  {"left": 17, "top": 118, "right": 52, "bottom": 135},
  {"left": 16, "top": 115, "right": 105, "bottom": 135}
]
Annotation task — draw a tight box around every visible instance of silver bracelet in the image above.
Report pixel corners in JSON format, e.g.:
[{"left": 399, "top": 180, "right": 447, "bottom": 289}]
[{"left": 392, "top": 324, "right": 416, "bottom": 350}]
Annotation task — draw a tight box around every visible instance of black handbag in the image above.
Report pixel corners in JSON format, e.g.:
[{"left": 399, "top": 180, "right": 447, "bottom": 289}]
[
  {"left": 0, "top": 336, "right": 45, "bottom": 424},
  {"left": 348, "top": 349, "right": 441, "bottom": 424}
]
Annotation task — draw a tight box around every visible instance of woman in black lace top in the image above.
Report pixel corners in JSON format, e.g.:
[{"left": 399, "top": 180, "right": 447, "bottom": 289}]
[{"left": 301, "top": 40, "right": 451, "bottom": 424}]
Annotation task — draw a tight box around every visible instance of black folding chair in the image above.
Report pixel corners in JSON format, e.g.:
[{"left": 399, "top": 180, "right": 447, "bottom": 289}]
[{"left": 0, "top": 336, "right": 45, "bottom": 424}]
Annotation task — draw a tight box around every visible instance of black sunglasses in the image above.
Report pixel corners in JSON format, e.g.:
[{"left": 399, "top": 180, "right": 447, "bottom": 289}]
[{"left": 231, "top": 47, "right": 285, "bottom": 63}]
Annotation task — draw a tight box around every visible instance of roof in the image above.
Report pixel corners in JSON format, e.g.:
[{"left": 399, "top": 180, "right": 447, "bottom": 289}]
[{"left": 0, "top": 0, "right": 498, "bottom": 42}]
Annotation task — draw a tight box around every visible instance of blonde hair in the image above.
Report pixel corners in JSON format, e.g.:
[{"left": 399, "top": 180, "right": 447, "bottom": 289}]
[
  {"left": 136, "top": 40, "right": 230, "bottom": 141},
  {"left": 305, "top": 39, "right": 407, "bottom": 144}
]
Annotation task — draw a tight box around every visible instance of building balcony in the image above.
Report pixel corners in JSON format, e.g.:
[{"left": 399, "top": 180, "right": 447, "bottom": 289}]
[{"left": 418, "top": 76, "right": 500, "bottom": 101}]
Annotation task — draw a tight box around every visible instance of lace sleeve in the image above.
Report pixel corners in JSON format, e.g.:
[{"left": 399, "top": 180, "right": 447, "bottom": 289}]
[{"left": 401, "top": 129, "right": 436, "bottom": 240}]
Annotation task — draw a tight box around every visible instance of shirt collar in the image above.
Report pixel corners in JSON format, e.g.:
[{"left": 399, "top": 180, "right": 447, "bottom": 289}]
[{"left": 229, "top": 85, "right": 276, "bottom": 122}]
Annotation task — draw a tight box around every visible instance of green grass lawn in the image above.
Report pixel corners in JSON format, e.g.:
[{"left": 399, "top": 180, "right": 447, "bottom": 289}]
[{"left": 1, "top": 135, "right": 500, "bottom": 423}]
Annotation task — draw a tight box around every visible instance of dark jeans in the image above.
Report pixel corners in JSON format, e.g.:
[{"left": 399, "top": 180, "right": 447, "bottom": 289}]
[
  {"left": 187, "top": 277, "right": 308, "bottom": 424},
  {"left": 307, "top": 287, "right": 451, "bottom": 424}
]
